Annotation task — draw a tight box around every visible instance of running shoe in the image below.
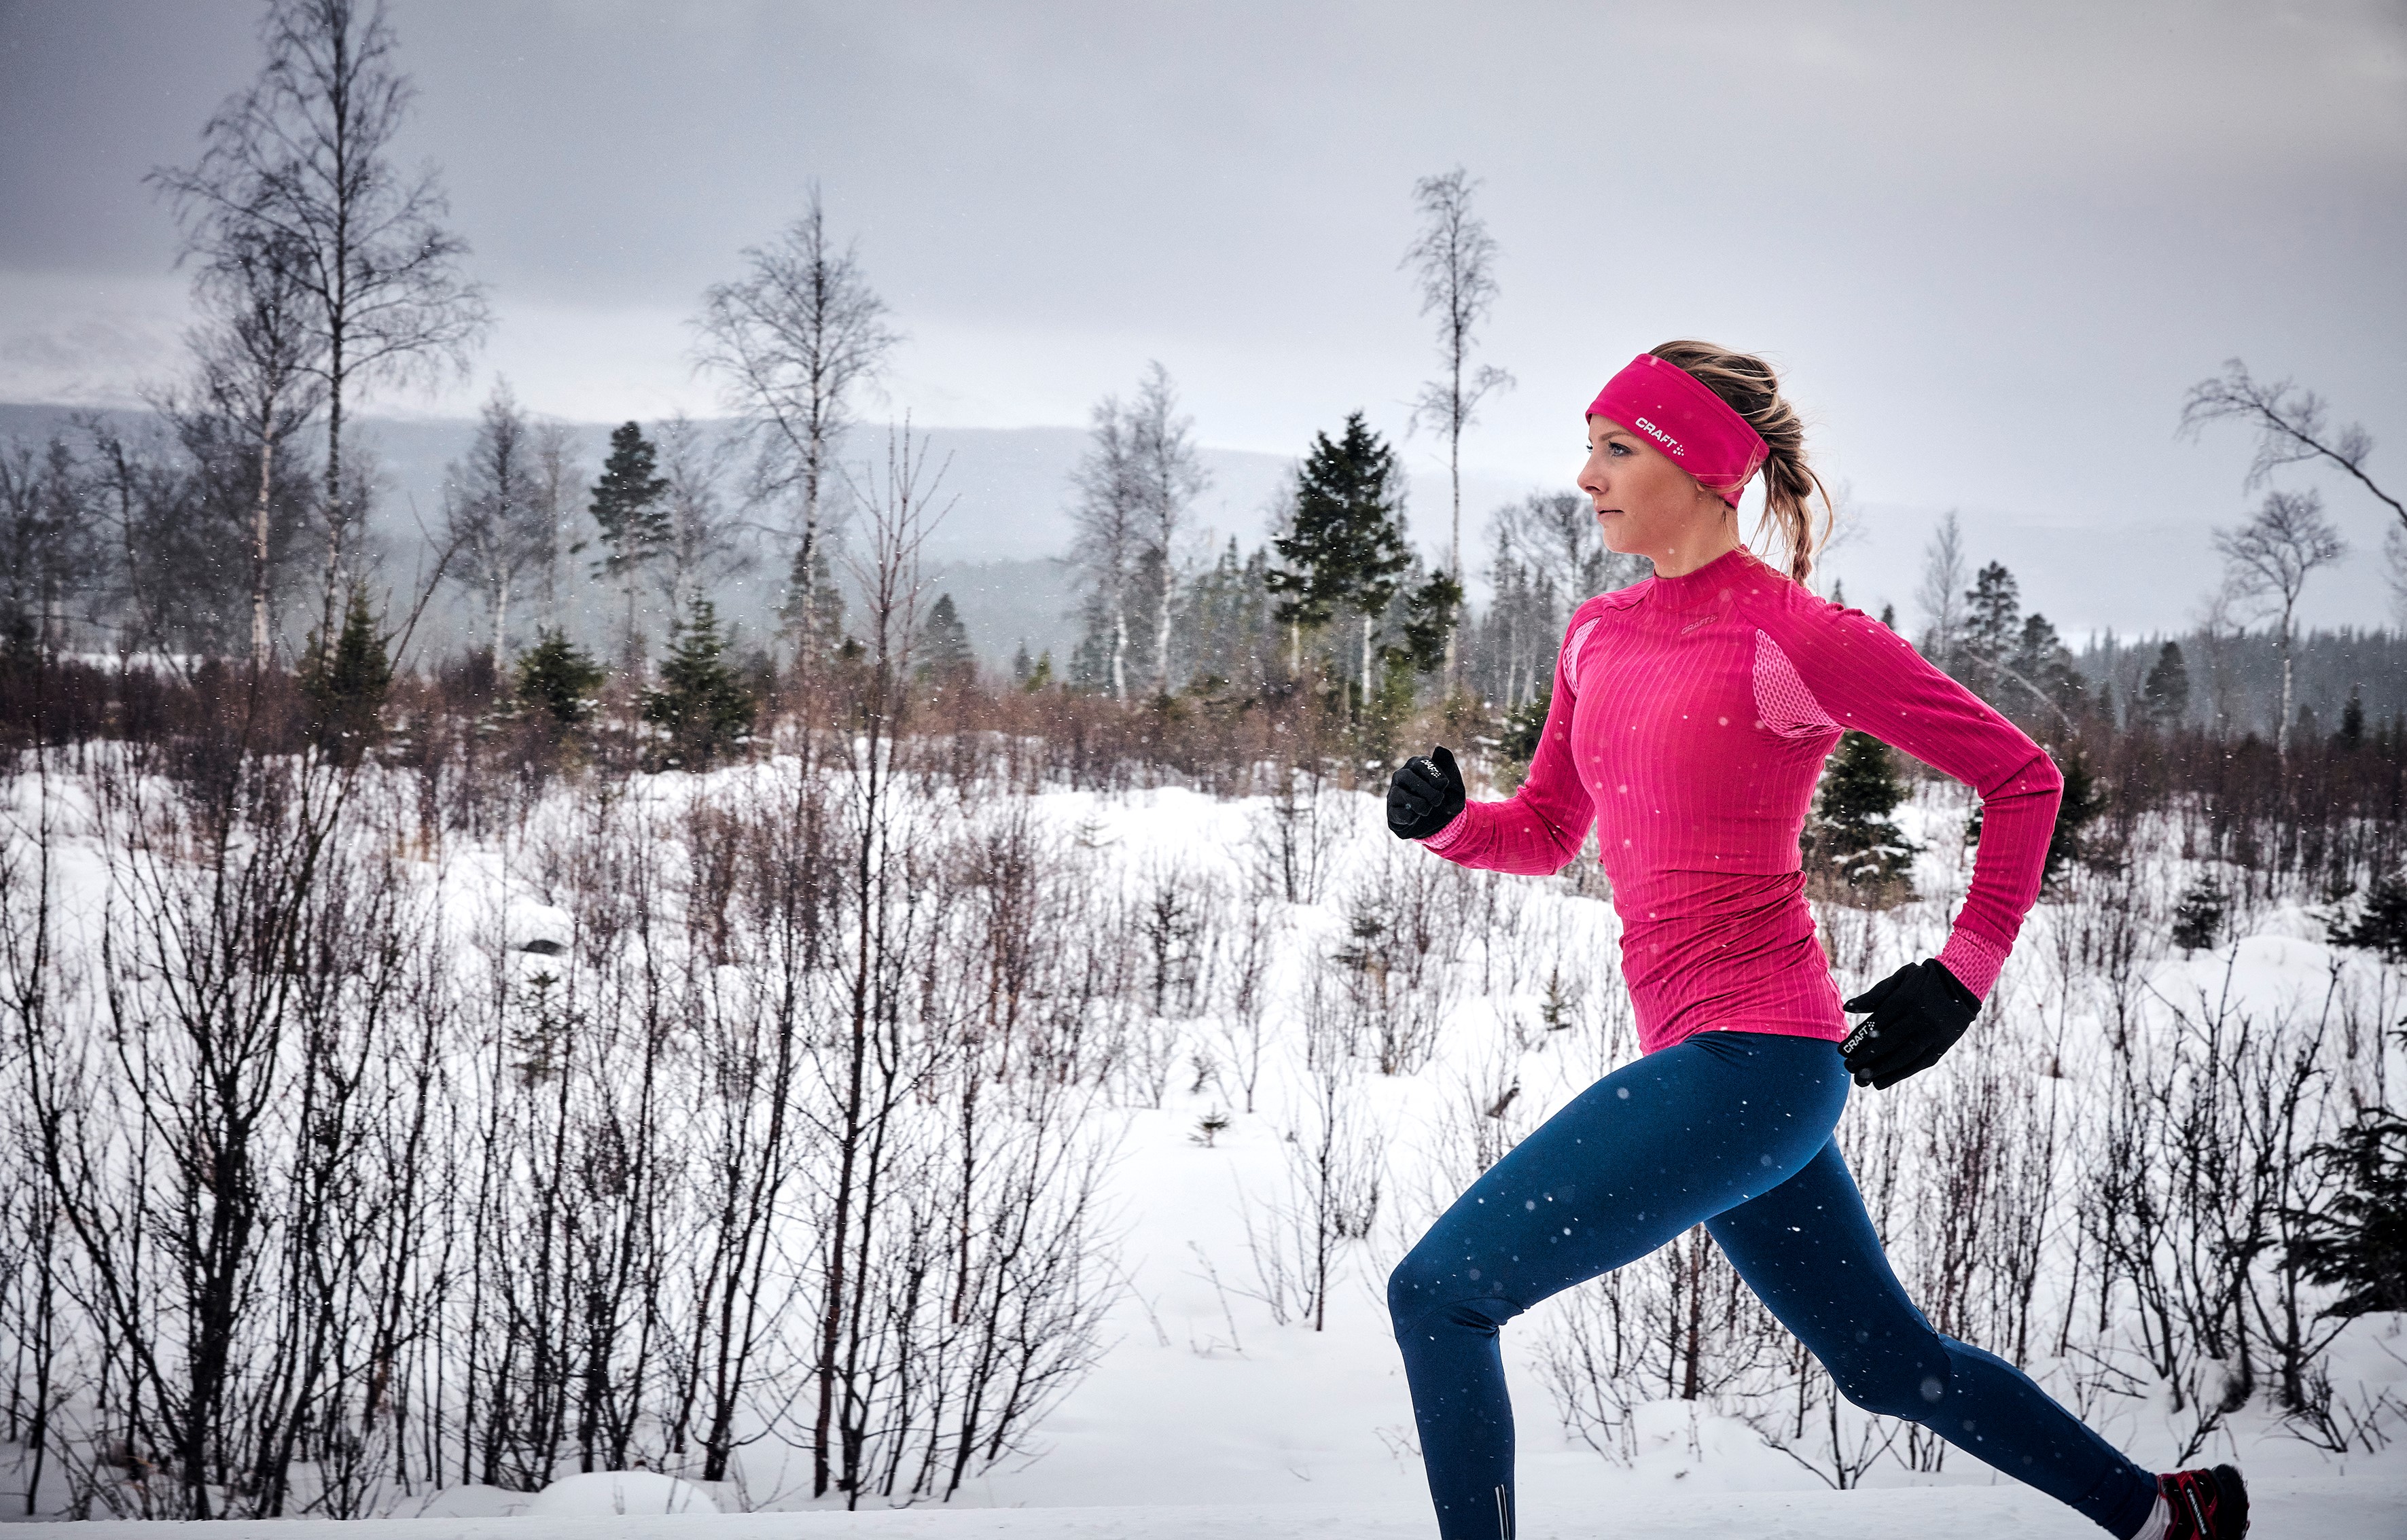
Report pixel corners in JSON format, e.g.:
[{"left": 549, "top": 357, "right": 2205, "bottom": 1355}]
[{"left": 2158, "top": 1463, "right": 2248, "bottom": 1539}]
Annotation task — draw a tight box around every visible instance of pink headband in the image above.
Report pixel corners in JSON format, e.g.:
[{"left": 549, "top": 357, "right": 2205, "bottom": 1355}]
[{"left": 1586, "top": 354, "right": 1769, "bottom": 507}]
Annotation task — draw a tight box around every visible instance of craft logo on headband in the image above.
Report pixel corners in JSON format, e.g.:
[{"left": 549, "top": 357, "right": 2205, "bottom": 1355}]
[
  {"left": 1586, "top": 355, "right": 1768, "bottom": 507},
  {"left": 1630, "top": 416, "right": 1682, "bottom": 457}
]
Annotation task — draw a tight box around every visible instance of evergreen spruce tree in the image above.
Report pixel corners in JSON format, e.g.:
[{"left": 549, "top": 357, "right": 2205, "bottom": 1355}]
[
  {"left": 781, "top": 543, "right": 849, "bottom": 666},
  {"left": 2046, "top": 745, "right": 2102, "bottom": 884},
  {"left": 1963, "top": 562, "right": 2020, "bottom": 662},
  {"left": 2012, "top": 612, "right": 2088, "bottom": 717},
  {"left": 2338, "top": 689, "right": 2366, "bottom": 750},
  {"left": 1266, "top": 412, "right": 1412, "bottom": 713},
  {"left": 1393, "top": 569, "right": 1463, "bottom": 676},
  {"left": 2334, "top": 873, "right": 2407, "bottom": 960},
  {"left": 1186, "top": 538, "right": 1277, "bottom": 690},
  {"left": 2287, "top": 1109, "right": 2407, "bottom": 1318},
  {"left": 1959, "top": 560, "right": 2020, "bottom": 702},
  {"left": 641, "top": 597, "right": 755, "bottom": 768},
  {"left": 1491, "top": 681, "right": 1551, "bottom": 791},
  {"left": 514, "top": 626, "right": 607, "bottom": 728},
  {"left": 918, "top": 592, "right": 973, "bottom": 683},
  {"left": 1964, "top": 745, "right": 2101, "bottom": 888},
  {"left": 299, "top": 584, "right": 391, "bottom": 764},
  {"left": 2170, "top": 877, "right": 2227, "bottom": 952},
  {"left": 588, "top": 421, "right": 670, "bottom": 660},
  {"left": 2142, "top": 640, "right": 2190, "bottom": 730},
  {"left": 1805, "top": 730, "right": 1920, "bottom": 902}
]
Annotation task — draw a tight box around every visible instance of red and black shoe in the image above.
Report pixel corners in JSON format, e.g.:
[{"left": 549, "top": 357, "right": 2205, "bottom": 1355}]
[{"left": 2158, "top": 1464, "right": 2249, "bottom": 1539}]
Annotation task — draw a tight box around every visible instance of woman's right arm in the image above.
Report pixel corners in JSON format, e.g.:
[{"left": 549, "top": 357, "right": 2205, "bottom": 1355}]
[{"left": 1419, "top": 603, "right": 1601, "bottom": 876}]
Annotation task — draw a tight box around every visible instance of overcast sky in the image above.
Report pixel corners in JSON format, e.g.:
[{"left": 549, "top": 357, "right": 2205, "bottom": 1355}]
[{"left": 2, "top": 0, "right": 2403, "bottom": 632}]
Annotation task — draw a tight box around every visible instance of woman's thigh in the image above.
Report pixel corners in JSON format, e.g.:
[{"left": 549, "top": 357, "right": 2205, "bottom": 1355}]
[
  {"left": 1389, "top": 1031, "right": 1849, "bottom": 1327},
  {"left": 1707, "top": 1141, "right": 1980, "bottom": 1401}
]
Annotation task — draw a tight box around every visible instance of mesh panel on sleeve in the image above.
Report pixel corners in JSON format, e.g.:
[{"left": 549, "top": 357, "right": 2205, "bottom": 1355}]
[
  {"left": 1751, "top": 630, "right": 1840, "bottom": 738},
  {"left": 1563, "top": 617, "right": 1601, "bottom": 691}
]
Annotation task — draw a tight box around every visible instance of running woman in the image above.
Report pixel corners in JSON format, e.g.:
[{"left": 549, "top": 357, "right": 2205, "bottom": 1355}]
[{"left": 1383, "top": 342, "right": 2248, "bottom": 1540}]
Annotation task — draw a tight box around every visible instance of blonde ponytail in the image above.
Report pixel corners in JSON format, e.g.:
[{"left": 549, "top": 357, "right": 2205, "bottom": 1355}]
[{"left": 1647, "top": 340, "right": 1832, "bottom": 585}]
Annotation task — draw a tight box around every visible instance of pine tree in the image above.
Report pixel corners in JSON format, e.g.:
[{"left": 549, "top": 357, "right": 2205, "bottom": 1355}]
[
  {"left": 2046, "top": 745, "right": 2102, "bottom": 883},
  {"left": 515, "top": 626, "right": 606, "bottom": 728},
  {"left": 2338, "top": 689, "right": 2366, "bottom": 750},
  {"left": 1266, "top": 412, "right": 1412, "bottom": 712},
  {"left": 2171, "top": 877, "right": 2227, "bottom": 952},
  {"left": 1495, "top": 682, "right": 1550, "bottom": 791},
  {"left": 2287, "top": 1109, "right": 2407, "bottom": 1318},
  {"left": 588, "top": 421, "right": 670, "bottom": 662},
  {"left": 299, "top": 583, "right": 391, "bottom": 764},
  {"left": 642, "top": 597, "right": 755, "bottom": 768},
  {"left": 1960, "top": 561, "right": 2021, "bottom": 704},
  {"left": 1805, "top": 730, "right": 1920, "bottom": 902},
  {"left": 2012, "top": 611, "right": 2088, "bottom": 719},
  {"left": 918, "top": 592, "right": 973, "bottom": 683},
  {"left": 2334, "top": 874, "right": 2407, "bottom": 960},
  {"left": 1965, "top": 744, "right": 2100, "bottom": 888},
  {"left": 2142, "top": 640, "right": 2190, "bottom": 730},
  {"left": 1963, "top": 562, "right": 2020, "bottom": 664},
  {"left": 1185, "top": 539, "right": 1279, "bottom": 691},
  {"left": 1392, "top": 569, "right": 1463, "bottom": 676}
]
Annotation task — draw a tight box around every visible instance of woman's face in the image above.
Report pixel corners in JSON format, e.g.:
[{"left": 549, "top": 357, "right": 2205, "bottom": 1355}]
[{"left": 1578, "top": 414, "right": 1732, "bottom": 571}]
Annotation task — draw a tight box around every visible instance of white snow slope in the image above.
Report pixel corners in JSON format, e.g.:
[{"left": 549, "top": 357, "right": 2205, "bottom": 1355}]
[
  {"left": 7, "top": 1480, "right": 2405, "bottom": 1539},
  {"left": 6, "top": 774, "right": 2405, "bottom": 1537}
]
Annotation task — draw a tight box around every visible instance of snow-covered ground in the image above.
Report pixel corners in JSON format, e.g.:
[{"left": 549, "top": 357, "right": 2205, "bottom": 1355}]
[
  {"left": 7, "top": 1479, "right": 2405, "bottom": 1537},
  {"left": 5, "top": 767, "right": 2404, "bottom": 1535}
]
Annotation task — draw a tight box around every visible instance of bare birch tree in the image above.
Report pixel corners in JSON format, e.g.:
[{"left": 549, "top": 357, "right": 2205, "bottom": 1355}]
[
  {"left": 1404, "top": 166, "right": 1512, "bottom": 675},
  {"left": 2181, "top": 359, "right": 2401, "bottom": 530},
  {"left": 694, "top": 190, "right": 900, "bottom": 664},
  {"left": 1069, "top": 397, "right": 1141, "bottom": 700},
  {"left": 2387, "top": 524, "right": 2407, "bottom": 632},
  {"left": 180, "top": 227, "right": 325, "bottom": 666},
  {"left": 443, "top": 382, "right": 546, "bottom": 672},
  {"left": 529, "top": 420, "right": 584, "bottom": 633},
  {"left": 652, "top": 415, "right": 751, "bottom": 617},
  {"left": 2213, "top": 488, "right": 2344, "bottom": 755},
  {"left": 1125, "top": 364, "right": 1209, "bottom": 696},
  {"left": 154, "top": 0, "right": 488, "bottom": 653},
  {"left": 1493, "top": 488, "right": 1633, "bottom": 603},
  {"left": 1914, "top": 510, "right": 1968, "bottom": 661}
]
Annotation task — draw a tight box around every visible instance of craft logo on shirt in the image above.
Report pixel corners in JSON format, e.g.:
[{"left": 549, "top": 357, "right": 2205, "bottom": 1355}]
[{"left": 1633, "top": 416, "right": 1685, "bottom": 457}]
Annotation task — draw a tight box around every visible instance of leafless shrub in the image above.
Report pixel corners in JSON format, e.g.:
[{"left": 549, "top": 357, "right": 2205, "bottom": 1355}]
[
  {"left": 1240, "top": 1051, "right": 1385, "bottom": 1332},
  {"left": 1213, "top": 899, "right": 1277, "bottom": 1114},
  {"left": 1323, "top": 845, "right": 1459, "bottom": 1077},
  {"left": 1246, "top": 768, "right": 1334, "bottom": 905}
]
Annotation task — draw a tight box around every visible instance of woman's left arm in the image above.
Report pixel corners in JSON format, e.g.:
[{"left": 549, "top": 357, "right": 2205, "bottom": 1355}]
[{"left": 1766, "top": 596, "right": 2063, "bottom": 1001}]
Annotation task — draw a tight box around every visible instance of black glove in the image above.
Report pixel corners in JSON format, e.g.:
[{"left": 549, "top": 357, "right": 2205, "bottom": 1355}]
[
  {"left": 1387, "top": 745, "right": 1466, "bottom": 840},
  {"left": 1839, "top": 958, "right": 1981, "bottom": 1090}
]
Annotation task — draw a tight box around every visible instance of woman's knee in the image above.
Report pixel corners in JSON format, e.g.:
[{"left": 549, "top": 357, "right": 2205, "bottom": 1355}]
[
  {"left": 1821, "top": 1329, "right": 1955, "bottom": 1420},
  {"left": 1834, "top": 1361, "right": 1950, "bottom": 1419},
  {"left": 1387, "top": 1244, "right": 1445, "bottom": 1328},
  {"left": 1387, "top": 1242, "right": 1520, "bottom": 1338}
]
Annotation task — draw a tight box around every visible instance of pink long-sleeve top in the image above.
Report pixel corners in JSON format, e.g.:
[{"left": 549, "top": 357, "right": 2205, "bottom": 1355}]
[{"left": 1424, "top": 545, "right": 2061, "bottom": 1055}]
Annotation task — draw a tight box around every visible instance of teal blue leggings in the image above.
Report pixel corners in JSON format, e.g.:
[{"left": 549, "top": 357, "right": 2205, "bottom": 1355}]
[{"left": 1387, "top": 1031, "right": 2156, "bottom": 1540}]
